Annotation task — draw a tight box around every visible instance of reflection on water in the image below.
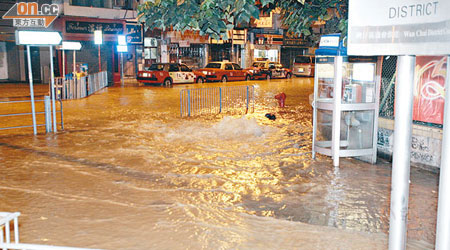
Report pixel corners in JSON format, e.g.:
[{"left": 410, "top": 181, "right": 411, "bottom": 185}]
[{"left": 0, "top": 78, "right": 437, "bottom": 249}]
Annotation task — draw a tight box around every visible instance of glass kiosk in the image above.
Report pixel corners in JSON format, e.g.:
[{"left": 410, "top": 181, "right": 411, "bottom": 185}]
[{"left": 312, "top": 34, "right": 381, "bottom": 167}]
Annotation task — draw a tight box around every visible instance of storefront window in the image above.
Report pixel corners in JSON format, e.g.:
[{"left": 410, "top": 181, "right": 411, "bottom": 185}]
[
  {"left": 254, "top": 49, "right": 278, "bottom": 62},
  {"left": 210, "top": 44, "right": 232, "bottom": 63},
  {"left": 177, "top": 44, "right": 206, "bottom": 69}
]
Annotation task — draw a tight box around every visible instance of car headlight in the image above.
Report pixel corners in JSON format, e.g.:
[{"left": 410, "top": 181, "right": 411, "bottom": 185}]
[{"left": 143, "top": 73, "right": 149, "bottom": 77}]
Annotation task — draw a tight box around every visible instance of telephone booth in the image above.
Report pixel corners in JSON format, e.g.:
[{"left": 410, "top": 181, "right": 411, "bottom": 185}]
[{"left": 312, "top": 34, "right": 381, "bottom": 167}]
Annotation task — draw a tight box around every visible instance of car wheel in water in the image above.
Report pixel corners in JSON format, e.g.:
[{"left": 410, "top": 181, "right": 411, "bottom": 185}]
[
  {"left": 266, "top": 74, "right": 271, "bottom": 80},
  {"left": 245, "top": 75, "right": 251, "bottom": 81},
  {"left": 286, "top": 73, "right": 292, "bottom": 79},
  {"left": 221, "top": 76, "right": 227, "bottom": 83},
  {"left": 197, "top": 77, "right": 204, "bottom": 83},
  {"left": 164, "top": 78, "right": 172, "bottom": 87}
]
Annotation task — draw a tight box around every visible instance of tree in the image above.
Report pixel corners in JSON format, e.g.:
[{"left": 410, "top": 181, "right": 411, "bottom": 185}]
[{"left": 137, "top": 0, "right": 348, "bottom": 41}]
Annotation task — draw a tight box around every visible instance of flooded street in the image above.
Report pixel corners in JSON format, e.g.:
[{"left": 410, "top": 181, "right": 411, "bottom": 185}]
[{"left": 0, "top": 78, "right": 438, "bottom": 249}]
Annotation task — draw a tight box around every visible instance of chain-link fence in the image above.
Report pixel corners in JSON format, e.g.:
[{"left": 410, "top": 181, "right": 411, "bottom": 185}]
[
  {"left": 379, "top": 56, "right": 397, "bottom": 119},
  {"left": 379, "top": 56, "right": 443, "bottom": 128}
]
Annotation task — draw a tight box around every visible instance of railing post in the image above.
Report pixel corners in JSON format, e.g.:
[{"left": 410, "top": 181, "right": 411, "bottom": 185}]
[
  {"left": 219, "top": 87, "right": 222, "bottom": 113},
  {"left": 5, "top": 218, "right": 10, "bottom": 244},
  {"left": 0, "top": 226, "right": 3, "bottom": 249},
  {"left": 59, "top": 99, "right": 64, "bottom": 130},
  {"left": 13, "top": 217, "right": 19, "bottom": 243},
  {"left": 180, "top": 90, "right": 183, "bottom": 117},
  {"left": 187, "top": 90, "right": 191, "bottom": 117},
  {"left": 44, "top": 96, "right": 52, "bottom": 133},
  {"left": 252, "top": 86, "right": 255, "bottom": 113},
  {"left": 246, "top": 86, "right": 249, "bottom": 113}
]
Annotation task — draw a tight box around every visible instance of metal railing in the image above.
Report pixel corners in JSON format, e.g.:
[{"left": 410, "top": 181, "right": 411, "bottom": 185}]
[
  {"left": 56, "top": 72, "right": 108, "bottom": 100},
  {"left": 0, "top": 97, "right": 63, "bottom": 133},
  {"left": 0, "top": 212, "right": 20, "bottom": 246},
  {"left": 0, "top": 212, "right": 102, "bottom": 250},
  {"left": 180, "top": 85, "right": 255, "bottom": 117}
]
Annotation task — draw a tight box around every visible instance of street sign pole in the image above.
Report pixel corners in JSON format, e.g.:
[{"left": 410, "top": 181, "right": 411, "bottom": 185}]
[
  {"left": 73, "top": 50, "right": 76, "bottom": 74},
  {"left": 435, "top": 55, "right": 450, "bottom": 250},
  {"left": 121, "top": 52, "right": 124, "bottom": 86},
  {"left": 94, "top": 30, "right": 103, "bottom": 73},
  {"left": 49, "top": 45, "right": 57, "bottom": 132},
  {"left": 62, "top": 50, "right": 65, "bottom": 77},
  {"left": 16, "top": 31, "right": 62, "bottom": 134},
  {"left": 98, "top": 44, "right": 101, "bottom": 72},
  {"left": 388, "top": 55, "right": 415, "bottom": 250},
  {"left": 26, "top": 45, "right": 37, "bottom": 135}
]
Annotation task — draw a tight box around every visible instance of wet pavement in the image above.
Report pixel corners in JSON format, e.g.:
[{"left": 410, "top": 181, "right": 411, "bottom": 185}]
[{"left": 0, "top": 78, "right": 438, "bottom": 249}]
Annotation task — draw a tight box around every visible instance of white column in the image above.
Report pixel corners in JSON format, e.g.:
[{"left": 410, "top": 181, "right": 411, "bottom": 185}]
[
  {"left": 62, "top": 50, "right": 65, "bottom": 77},
  {"left": 435, "top": 55, "right": 450, "bottom": 250},
  {"left": 49, "top": 46, "right": 57, "bottom": 132},
  {"left": 388, "top": 55, "right": 415, "bottom": 250},
  {"left": 26, "top": 45, "right": 37, "bottom": 135},
  {"left": 332, "top": 56, "right": 343, "bottom": 167}
]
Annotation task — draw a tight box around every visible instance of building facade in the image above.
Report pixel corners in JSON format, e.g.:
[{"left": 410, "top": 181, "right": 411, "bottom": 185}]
[{"left": 0, "top": 0, "right": 144, "bottom": 84}]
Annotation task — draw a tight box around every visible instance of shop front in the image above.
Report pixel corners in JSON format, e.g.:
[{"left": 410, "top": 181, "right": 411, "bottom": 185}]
[
  {"left": 281, "top": 31, "right": 313, "bottom": 69},
  {"left": 252, "top": 33, "right": 283, "bottom": 64},
  {"left": 165, "top": 31, "right": 208, "bottom": 69},
  {"left": 125, "top": 22, "right": 144, "bottom": 78},
  {"left": 53, "top": 16, "right": 126, "bottom": 85}
]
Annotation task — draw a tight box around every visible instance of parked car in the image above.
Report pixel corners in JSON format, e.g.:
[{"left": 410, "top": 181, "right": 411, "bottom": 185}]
[
  {"left": 268, "top": 62, "right": 292, "bottom": 79},
  {"left": 198, "top": 61, "right": 252, "bottom": 82},
  {"left": 293, "top": 55, "right": 315, "bottom": 77},
  {"left": 137, "top": 63, "right": 206, "bottom": 86},
  {"left": 246, "top": 61, "right": 271, "bottom": 80},
  {"left": 247, "top": 61, "right": 292, "bottom": 79}
]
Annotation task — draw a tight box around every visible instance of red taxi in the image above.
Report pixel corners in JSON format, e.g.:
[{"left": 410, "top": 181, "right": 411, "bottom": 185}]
[
  {"left": 137, "top": 63, "right": 206, "bottom": 86},
  {"left": 268, "top": 62, "right": 292, "bottom": 79},
  {"left": 246, "top": 61, "right": 271, "bottom": 80},
  {"left": 247, "top": 61, "right": 292, "bottom": 79},
  {"left": 198, "top": 61, "right": 252, "bottom": 82}
]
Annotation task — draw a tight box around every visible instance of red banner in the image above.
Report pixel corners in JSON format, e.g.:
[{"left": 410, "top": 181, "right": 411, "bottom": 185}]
[{"left": 413, "top": 56, "right": 447, "bottom": 125}]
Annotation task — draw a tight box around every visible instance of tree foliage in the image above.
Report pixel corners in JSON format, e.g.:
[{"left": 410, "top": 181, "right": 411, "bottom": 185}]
[{"left": 137, "top": 0, "right": 348, "bottom": 40}]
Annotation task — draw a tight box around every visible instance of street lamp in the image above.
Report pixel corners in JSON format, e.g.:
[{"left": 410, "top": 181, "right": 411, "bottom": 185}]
[
  {"left": 94, "top": 30, "right": 103, "bottom": 72},
  {"left": 117, "top": 35, "right": 128, "bottom": 87},
  {"left": 16, "top": 30, "right": 62, "bottom": 134}
]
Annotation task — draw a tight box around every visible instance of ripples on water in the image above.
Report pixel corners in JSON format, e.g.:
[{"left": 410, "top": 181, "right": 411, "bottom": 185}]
[{"left": 0, "top": 79, "right": 437, "bottom": 249}]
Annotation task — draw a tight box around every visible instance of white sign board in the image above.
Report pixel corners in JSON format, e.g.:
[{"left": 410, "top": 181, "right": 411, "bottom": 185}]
[
  {"left": 16, "top": 31, "right": 62, "bottom": 45},
  {"left": 348, "top": 0, "right": 450, "bottom": 55},
  {"left": 144, "top": 37, "right": 157, "bottom": 47},
  {"left": 319, "top": 36, "right": 340, "bottom": 47}
]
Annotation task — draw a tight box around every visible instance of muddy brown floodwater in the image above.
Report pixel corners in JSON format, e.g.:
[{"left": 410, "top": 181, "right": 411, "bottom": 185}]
[{"left": 0, "top": 78, "right": 438, "bottom": 249}]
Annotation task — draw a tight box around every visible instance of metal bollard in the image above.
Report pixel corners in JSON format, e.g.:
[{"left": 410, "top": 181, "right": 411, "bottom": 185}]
[{"left": 44, "top": 96, "right": 52, "bottom": 133}]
